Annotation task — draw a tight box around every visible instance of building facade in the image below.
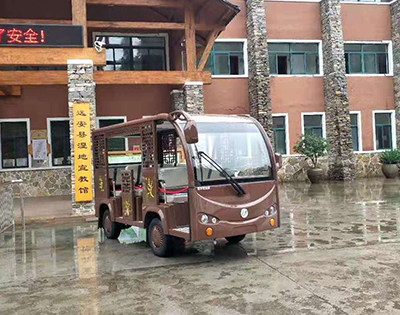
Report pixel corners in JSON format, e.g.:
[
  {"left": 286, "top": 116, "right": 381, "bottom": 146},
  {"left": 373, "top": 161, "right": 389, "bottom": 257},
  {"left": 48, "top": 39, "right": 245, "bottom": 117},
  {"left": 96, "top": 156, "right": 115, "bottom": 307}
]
[{"left": 0, "top": 0, "right": 398, "bottom": 203}]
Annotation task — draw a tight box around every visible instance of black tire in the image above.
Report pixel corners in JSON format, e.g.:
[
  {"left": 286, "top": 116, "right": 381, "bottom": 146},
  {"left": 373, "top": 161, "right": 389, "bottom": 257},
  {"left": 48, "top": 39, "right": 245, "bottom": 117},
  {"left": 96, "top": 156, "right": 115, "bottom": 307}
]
[
  {"left": 102, "top": 209, "right": 121, "bottom": 239},
  {"left": 225, "top": 234, "right": 246, "bottom": 244},
  {"left": 148, "top": 218, "right": 173, "bottom": 257}
]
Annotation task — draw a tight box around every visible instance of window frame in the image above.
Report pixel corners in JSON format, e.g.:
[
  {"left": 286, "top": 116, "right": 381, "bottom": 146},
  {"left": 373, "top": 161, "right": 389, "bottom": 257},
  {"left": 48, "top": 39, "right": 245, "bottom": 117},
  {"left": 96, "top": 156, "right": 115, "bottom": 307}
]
[
  {"left": 349, "top": 111, "right": 363, "bottom": 153},
  {"left": 272, "top": 113, "right": 290, "bottom": 155},
  {"left": 267, "top": 40, "right": 323, "bottom": 77},
  {"left": 96, "top": 116, "right": 128, "bottom": 151},
  {"left": 344, "top": 41, "right": 393, "bottom": 77},
  {"left": 0, "top": 118, "right": 31, "bottom": 170},
  {"left": 301, "top": 112, "right": 326, "bottom": 138},
  {"left": 208, "top": 38, "right": 248, "bottom": 79},
  {"left": 372, "top": 110, "right": 396, "bottom": 151},
  {"left": 92, "top": 32, "right": 170, "bottom": 71},
  {"left": 47, "top": 118, "right": 71, "bottom": 168}
]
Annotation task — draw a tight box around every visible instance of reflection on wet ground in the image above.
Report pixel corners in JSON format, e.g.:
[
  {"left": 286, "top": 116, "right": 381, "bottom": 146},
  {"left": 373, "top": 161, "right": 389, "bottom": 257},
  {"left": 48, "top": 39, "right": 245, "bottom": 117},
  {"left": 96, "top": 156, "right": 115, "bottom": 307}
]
[
  {"left": 242, "top": 178, "right": 400, "bottom": 255},
  {"left": 1, "top": 178, "right": 400, "bottom": 284}
]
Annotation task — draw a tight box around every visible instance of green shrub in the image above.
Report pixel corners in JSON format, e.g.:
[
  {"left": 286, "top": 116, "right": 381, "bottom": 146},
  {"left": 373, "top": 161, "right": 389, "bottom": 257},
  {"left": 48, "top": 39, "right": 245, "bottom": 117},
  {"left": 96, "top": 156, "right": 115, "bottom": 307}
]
[
  {"left": 379, "top": 149, "right": 400, "bottom": 165},
  {"left": 293, "top": 133, "right": 330, "bottom": 169}
]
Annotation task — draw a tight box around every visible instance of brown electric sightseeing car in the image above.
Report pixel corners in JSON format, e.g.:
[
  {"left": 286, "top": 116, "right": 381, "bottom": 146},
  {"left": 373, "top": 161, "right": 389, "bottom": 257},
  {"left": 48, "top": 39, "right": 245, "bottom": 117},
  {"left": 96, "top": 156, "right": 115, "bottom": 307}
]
[{"left": 93, "top": 111, "right": 281, "bottom": 257}]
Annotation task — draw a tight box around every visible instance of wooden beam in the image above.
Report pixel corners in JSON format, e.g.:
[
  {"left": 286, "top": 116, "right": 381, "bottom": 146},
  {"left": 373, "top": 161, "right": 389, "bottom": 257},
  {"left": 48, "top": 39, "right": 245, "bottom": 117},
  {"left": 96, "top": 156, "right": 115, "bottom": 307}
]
[
  {"left": 95, "top": 71, "right": 211, "bottom": 85},
  {"left": 0, "top": 71, "right": 212, "bottom": 85},
  {"left": 184, "top": 4, "right": 196, "bottom": 71},
  {"left": 197, "top": 30, "right": 219, "bottom": 71},
  {"left": 0, "top": 18, "right": 71, "bottom": 25},
  {"left": 0, "top": 18, "right": 223, "bottom": 31},
  {"left": 72, "top": 0, "right": 87, "bottom": 47},
  {"left": 0, "top": 72, "right": 68, "bottom": 85},
  {"left": 87, "top": 21, "right": 185, "bottom": 30},
  {"left": 0, "top": 48, "right": 106, "bottom": 66},
  {"left": 87, "top": 0, "right": 184, "bottom": 8}
]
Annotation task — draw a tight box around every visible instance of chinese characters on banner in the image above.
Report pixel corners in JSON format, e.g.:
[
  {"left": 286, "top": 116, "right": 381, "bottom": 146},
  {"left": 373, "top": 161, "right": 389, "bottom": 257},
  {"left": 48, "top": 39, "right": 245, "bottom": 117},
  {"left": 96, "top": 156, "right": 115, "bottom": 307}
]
[
  {"left": 0, "top": 28, "right": 45, "bottom": 45},
  {"left": 0, "top": 24, "right": 84, "bottom": 47},
  {"left": 73, "top": 103, "right": 93, "bottom": 202}
]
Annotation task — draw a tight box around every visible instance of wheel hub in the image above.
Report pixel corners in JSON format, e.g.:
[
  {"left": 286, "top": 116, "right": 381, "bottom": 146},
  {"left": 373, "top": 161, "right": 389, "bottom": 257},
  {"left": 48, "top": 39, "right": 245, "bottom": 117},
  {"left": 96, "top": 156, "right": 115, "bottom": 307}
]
[{"left": 151, "top": 225, "right": 164, "bottom": 249}]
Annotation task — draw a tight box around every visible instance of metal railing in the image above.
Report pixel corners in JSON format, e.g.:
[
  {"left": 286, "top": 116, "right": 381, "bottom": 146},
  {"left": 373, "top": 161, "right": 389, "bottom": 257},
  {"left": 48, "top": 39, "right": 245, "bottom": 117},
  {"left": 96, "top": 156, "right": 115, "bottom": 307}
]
[{"left": 0, "top": 179, "right": 24, "bottom": 234}]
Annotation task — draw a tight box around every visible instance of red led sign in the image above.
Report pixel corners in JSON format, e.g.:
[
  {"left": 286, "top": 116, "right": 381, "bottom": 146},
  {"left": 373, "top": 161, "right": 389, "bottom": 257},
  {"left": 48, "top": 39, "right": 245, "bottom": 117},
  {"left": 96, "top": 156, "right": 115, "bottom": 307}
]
[{"left": 0, "top": 24, "right": 83, "bottom": 47}]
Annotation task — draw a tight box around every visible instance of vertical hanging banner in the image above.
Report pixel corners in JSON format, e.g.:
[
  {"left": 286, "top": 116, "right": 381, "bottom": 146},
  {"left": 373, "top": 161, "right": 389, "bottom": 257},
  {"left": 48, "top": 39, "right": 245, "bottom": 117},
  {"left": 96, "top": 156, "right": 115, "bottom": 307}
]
[{"left": 73, "top": 103, "right": 93, "bottom": 202}]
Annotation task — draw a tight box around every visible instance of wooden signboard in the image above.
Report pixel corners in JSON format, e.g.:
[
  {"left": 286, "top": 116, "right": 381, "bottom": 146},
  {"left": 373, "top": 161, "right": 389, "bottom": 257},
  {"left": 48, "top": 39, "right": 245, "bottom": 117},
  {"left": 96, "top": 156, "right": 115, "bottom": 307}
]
[{"left": 73, "top": 103, "right": 93, "bottom": 202}]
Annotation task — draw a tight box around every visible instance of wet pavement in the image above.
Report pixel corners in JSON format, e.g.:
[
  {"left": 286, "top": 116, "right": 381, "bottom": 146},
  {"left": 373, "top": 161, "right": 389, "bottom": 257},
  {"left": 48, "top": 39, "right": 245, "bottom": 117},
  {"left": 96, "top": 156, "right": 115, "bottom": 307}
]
[{"left": 1, "top": 178, "right": 400, "bottom": 314}]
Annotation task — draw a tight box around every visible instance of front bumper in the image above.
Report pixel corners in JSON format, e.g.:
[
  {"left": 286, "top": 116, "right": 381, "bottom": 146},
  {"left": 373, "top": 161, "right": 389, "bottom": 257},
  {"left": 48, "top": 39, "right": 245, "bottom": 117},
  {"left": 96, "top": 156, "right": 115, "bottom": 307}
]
[{"left": 196, "top": 212, "right": 279, "bottom": 241}]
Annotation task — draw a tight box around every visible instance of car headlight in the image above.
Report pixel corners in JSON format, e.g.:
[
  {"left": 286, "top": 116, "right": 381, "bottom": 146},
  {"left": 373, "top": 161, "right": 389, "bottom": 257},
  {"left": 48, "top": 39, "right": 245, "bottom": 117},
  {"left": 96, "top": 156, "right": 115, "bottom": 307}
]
[
  {"left": 269, "top": 205, "right": 276, "bottom": 214},
  {"left": 201, "top": 214, "right": 209, "bottom": 224},
  {"left": 211, "top": 217, "right": 217, "bottom": 224}
]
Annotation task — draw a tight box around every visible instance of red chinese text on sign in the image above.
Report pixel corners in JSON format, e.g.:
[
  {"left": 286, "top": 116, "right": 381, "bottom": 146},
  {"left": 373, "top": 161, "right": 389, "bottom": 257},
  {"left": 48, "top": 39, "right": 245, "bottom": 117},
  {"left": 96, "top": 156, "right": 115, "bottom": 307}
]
[
  {"left": 23, "top": 28, "right": 39, "bottom": 44},
  {"left": 0, "top": 29, "right": 5, "bottom": 43},
  {"left": 7, "top": 28, "right": 23, "bottom": 44}
]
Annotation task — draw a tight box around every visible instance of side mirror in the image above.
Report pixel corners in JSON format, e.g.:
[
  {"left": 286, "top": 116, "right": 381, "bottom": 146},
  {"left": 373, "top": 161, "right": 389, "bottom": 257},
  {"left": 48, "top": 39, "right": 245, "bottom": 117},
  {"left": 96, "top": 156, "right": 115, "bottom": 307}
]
[
  {"left": 275, "top": 153, "right": 282, "bottom": 171},
  {"left": 184, "top": 120, "right": 198, "bottom": 144}
]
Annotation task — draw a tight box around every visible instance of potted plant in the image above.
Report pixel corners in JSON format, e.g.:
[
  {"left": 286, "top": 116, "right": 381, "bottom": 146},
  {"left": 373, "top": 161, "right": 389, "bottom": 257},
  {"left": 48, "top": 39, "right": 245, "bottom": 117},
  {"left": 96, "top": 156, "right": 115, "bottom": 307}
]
[
  {"left": 379, "top": 150, "right": 400, "bottom": 179},
  {"left": 293, "top": 133, "right": 330, "bottom": 183}
]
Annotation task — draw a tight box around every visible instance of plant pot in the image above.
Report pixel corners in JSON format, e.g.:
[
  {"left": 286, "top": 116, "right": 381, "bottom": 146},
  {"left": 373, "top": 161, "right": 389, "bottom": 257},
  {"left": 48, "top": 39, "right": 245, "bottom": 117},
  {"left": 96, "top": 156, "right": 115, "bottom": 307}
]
[
  {"left": 307, "top": 168, "right": 323, "bottom": 184},
  {"left": 381, "top": 164, "right": 398, "bottom": 179}
]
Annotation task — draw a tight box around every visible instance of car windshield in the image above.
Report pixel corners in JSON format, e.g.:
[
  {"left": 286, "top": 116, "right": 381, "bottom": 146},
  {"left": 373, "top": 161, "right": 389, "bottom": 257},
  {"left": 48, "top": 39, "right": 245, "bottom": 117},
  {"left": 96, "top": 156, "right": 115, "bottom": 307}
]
[{"left": 189, "top": 122, "right": 273, "bottom": 184}]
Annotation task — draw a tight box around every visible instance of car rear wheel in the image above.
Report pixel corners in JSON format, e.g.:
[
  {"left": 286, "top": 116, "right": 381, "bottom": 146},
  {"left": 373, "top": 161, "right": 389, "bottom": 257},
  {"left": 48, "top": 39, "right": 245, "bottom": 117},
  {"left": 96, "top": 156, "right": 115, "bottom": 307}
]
[
  {"left": 225, "top": 234, "right": 246, "bottom": 244},
  {"left": 102, "top": 209, "right": 121, "bottom": 239},
  {"left": 148, "top": 218, "right": 173, "bottom": 257}
]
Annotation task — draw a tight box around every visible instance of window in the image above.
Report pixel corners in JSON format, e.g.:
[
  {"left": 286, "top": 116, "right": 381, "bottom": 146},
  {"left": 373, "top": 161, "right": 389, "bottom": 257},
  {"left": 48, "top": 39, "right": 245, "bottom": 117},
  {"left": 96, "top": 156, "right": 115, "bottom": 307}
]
[
  {"left": 273, "top": 115, "right": 288, "bottom": 155},
  {"left": 95, "top": 35, "right": 167, "bottom": 71},
  {"left": 303, "top": 114, "right": 324, "bottom": 138},
  {"left": 269, "top": 43, "right": 320, "bottom": 75},
  {"left": 342, "top": 0, "right": 391, "bottom": 3},
  {"left": 350, "top": 113, "right": 361, "bottom": 152},
  {"left": 344, "top": 44, "right": 389, "bottom": 74},
  {"left": 374, "top": 112, "right": 394, "bottom": 150},
  {"left": 97, "top": 117, "right": 127, "bottom": 152},
  {"left": 0, "top": 120, "right": 29, "bottom": 169},
  {"left": 203, "top": 41, "right": 246, "bottom": 76},
  {"left": 49, "top": 119, "right": 71, "bottom": 166}
]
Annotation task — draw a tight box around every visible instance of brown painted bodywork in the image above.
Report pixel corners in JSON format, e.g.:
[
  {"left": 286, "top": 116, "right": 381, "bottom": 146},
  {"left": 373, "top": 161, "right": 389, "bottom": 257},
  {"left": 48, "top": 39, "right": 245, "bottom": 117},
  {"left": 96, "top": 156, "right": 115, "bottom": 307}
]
[{"left": 93, "top": 111, "right": 280, "bottom": 242}]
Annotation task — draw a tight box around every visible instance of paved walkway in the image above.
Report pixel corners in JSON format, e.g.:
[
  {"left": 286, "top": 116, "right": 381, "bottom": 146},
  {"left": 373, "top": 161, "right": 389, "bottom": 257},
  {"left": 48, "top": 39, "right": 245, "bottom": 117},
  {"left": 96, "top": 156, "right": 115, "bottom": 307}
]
[{"left": 2, "top": 178, "right": 400, "bottom": 314}]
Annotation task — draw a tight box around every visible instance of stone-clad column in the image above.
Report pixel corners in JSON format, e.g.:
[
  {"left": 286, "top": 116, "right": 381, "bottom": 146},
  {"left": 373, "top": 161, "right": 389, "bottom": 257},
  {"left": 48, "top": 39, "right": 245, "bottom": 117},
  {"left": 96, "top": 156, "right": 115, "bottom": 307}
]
[
  {"left": 245, "top": 0, "right": 273, "bottom": 143},
  {"left": 391, "top": 1, "right": 400, "bottom": 149},
  {"left": 68, "top": 60, "right": 96, "bottom": 215},
  {"left": 320, "top": 0, "right": 355, "bottom": 181},
  {"left": 183, "top": 82, "right": 204, "bottom": 114},
  {"left": 170, "top": 89, "right": 185, "bottom": 111}
]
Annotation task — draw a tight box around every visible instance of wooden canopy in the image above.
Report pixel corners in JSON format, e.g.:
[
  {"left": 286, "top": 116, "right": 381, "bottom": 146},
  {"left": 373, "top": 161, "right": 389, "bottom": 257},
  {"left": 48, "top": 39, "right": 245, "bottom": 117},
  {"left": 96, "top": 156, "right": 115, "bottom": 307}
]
[{"left": 0, "top": 0, "right": 240, "bottom": 88}]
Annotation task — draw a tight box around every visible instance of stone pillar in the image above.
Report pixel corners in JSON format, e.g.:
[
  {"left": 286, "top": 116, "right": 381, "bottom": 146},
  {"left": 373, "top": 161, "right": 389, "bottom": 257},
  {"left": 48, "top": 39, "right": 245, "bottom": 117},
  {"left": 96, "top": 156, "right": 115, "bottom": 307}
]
[
  {"left": 320, "top": 0, "right": 355, "bottom": 181},
  {"left": 170, "top": 89, "right": 185, "bottom": 111},
  {"left": 183, "top": 82, "right": 204, "bottom": 114},
  {"left": 68, "top": 60, "right": 96, "bottom": 215},
  {"left": 245, "top": 0, "right": 273, "bottom": 142},
  {"left": 391, "top": 1, "right": 400, "bottom": 149}
]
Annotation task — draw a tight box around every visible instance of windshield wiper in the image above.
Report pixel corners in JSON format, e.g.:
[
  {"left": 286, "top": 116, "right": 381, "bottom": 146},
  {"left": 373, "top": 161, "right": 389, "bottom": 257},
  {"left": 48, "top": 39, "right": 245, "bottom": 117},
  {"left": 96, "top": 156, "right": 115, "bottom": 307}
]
[
  {"left": 194, "top": 144, "right": 204, "bottom": 182},
  {"left": 198, "top": 151, "right": 246, "bottom": 196}
]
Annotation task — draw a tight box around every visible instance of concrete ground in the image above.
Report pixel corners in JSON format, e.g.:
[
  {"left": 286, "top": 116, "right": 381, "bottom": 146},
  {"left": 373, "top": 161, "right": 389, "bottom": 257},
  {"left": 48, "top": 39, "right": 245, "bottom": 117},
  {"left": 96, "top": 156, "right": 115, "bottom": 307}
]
[{"left": 1, "top": 178, "right": 400, "bottom": 315}]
